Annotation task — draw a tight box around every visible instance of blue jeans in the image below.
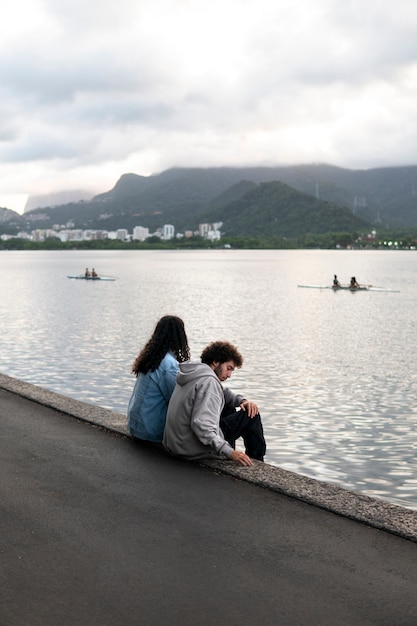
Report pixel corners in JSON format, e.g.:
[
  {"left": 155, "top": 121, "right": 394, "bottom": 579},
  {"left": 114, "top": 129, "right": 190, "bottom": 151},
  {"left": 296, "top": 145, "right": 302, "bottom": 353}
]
[{"left": 220, "top": 401, "right": 266, "bottom": 462}]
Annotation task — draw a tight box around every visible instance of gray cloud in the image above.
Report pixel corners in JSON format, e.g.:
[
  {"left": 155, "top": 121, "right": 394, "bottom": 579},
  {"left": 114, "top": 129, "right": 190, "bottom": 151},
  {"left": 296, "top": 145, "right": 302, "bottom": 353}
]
[{"left": 1, "top": 0, "right": 417, "bottom": 212}]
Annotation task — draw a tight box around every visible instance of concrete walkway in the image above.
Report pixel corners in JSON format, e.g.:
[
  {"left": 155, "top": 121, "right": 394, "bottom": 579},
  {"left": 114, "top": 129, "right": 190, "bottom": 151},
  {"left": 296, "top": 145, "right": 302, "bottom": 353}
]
[{"left": 1, "top": 373, "right": 417, "bottom": 625}]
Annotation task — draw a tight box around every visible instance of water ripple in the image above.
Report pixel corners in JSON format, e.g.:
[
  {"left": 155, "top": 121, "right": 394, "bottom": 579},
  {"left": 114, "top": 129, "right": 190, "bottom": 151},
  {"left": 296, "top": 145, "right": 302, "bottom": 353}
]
[{"left": 2, "top": 249, "right": 417, "bottom": 509}]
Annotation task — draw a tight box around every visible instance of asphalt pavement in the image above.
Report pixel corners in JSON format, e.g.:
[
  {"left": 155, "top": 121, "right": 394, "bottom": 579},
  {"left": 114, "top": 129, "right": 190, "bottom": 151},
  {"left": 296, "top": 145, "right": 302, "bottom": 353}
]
[{"left": 1, "top": 377, "right": 417, "bottom": 625}]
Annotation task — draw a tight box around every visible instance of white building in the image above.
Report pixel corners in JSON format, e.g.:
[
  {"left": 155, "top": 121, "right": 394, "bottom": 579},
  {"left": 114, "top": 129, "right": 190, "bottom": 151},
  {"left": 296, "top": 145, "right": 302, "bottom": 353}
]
[
  {"left": 28, "top": 229, "right": 60, "bottom": 241},
  {"left": 57, "top": 229, "right": 84, "bottom": 242},
  {"left": 162, "top": 224, "right": 175, "bottom": 240},
  {"left": 198, "top": 223, "right": 222, "bottom": 240},
  {"left": 132, "top": 226, "right": 150, "bottom": 241},
  {"left": 198, "top": 223, "right": 210, "bottom": 238},
  {"left": 57, "top": 230, "right": 69, "bottom": 242},
  {"left": 206, "top": 228, "right": 221, "bottom": 241},
  {"left": 116, "top": 229, "right": 129, "bottom": 241}
]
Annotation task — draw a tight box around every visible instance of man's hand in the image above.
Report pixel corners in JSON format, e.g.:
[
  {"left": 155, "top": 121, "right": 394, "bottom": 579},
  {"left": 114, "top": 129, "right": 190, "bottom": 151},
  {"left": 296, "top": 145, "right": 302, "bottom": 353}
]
[
  {"left": 230, "top": 450, "right": 253, "bottom": 466},
  {"left": 240, "top": 400, "right": 259, "bottom": 418}
]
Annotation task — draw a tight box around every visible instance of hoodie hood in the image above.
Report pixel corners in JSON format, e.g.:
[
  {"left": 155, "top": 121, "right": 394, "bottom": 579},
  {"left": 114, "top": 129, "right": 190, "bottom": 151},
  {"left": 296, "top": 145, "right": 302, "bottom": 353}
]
[{"left": 176, "top": 361, "right": 218, "bottom": 387}]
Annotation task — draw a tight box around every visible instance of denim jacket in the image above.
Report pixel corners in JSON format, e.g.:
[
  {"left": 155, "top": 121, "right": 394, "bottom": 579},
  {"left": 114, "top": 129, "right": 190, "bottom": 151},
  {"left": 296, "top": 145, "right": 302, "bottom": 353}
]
[{"left": 128, "top": 351, "right": 179, "bottom": 443}]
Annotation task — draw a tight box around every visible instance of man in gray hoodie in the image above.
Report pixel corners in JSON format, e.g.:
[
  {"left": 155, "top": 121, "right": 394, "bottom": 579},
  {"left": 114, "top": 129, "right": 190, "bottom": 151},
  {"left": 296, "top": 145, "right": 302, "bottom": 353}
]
[{"left": 163, "top": 341, "right": 266, "bottom": 467}]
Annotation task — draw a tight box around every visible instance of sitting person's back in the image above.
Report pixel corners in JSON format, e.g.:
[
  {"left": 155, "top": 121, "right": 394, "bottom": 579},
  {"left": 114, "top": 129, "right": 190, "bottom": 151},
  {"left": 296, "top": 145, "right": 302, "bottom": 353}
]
[
  {"left": 163, "top": 341, "right": 266, "bottom": 466},
  {"left": 128, "top": 315, "right": 190, "bottom": 443},
  {"left": 163, "top": 360, "right": 232, "bottom": 459}
]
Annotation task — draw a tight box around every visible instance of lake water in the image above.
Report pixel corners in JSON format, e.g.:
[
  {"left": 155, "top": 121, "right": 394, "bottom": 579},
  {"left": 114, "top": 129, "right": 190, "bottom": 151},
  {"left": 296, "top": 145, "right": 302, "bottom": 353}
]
[{"left": 1, "top": 248, "right": 417, "bottom": 510}]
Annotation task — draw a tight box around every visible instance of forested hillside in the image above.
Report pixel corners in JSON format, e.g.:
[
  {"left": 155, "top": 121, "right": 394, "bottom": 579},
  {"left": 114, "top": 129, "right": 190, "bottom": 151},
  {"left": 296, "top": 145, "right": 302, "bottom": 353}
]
[
  {"left": 202, "top": 181, "right": 369, "bottom": 237},
  {"left": 2, "top": 163, "right": 417, "bottom": 237}
]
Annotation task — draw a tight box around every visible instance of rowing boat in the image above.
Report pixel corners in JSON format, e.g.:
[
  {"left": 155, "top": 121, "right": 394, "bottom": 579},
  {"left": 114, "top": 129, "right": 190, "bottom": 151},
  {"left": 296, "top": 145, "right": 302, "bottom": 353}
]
[
  {"left": 297, "top": 284, "right": 399, "bottom": 293},
  {"left": 67, "top": 275, "right": 116, "bottom": 281},
  {"left": 298, "top": 284, "right": 369, "bottom": 291}
]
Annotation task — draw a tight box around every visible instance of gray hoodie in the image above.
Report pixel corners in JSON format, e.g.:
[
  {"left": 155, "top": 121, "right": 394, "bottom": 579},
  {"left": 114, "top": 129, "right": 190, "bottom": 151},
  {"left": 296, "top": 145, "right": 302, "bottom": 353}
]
[{"left": 163, "top": 361, "right": 241, "bottom": 460}]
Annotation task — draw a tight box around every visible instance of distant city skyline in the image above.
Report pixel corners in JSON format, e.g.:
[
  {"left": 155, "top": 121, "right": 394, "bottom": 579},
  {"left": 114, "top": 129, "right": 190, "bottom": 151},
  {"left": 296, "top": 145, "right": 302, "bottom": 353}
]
[{"left": 0, "top": 221, "right": 222, "bottom": 243}]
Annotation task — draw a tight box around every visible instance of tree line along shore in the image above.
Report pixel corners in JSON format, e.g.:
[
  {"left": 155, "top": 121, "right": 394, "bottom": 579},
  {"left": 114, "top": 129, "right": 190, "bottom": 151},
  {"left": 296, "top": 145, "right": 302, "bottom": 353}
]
[{"left": 1, "top": 229, "right": 417, "bottom": 251}]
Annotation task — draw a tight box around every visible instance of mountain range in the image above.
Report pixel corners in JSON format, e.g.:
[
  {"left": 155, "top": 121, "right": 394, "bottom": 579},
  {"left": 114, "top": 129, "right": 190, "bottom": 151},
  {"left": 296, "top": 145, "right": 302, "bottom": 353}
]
[{"left": 2, "top": 163, "right": 417, "bottom": 238}]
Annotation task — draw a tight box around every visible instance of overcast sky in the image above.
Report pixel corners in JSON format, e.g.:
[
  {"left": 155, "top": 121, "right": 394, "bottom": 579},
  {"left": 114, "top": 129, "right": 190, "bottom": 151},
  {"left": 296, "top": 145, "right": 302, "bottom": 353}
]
[{"left": 1, "top": 0, "right": 417, "bottom": 213}]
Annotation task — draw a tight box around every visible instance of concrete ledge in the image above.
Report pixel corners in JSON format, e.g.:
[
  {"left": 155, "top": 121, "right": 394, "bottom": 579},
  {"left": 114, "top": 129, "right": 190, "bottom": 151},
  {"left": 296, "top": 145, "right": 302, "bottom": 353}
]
[
  {"left": 2, "top": 372, "right": 417, "bottom": 542},
  {"left": 0, "top": 373, "right": 129, "bottom": 436}
]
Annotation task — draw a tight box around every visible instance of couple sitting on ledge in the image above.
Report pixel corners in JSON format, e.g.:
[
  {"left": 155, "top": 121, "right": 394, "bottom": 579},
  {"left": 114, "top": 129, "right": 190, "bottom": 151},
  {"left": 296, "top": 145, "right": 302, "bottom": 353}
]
[{"left": 127, "top": 315, "right": 266, "bottom": 467}]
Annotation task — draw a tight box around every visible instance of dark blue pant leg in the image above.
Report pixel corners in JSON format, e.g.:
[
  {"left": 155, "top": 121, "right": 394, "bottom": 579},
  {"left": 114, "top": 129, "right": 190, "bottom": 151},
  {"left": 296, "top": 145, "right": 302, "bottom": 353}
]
[{"left": 220, "top": 406, "right": 266, "bottom": 461}]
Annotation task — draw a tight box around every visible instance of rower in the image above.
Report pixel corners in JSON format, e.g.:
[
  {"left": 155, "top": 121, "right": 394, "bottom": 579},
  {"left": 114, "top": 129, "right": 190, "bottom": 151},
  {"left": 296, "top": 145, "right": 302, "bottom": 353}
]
[
  {"left": 85, "top": 268, "right": 91, "bottom": 277},
  {"left": 333, "top": 274, "right": 341, "bottom": 287},
  {"left": 350, "top": 276, "right": 360, "bottom": 288},
  {"left": 91, "top": 268, "right": 98, "bottom": 278}
]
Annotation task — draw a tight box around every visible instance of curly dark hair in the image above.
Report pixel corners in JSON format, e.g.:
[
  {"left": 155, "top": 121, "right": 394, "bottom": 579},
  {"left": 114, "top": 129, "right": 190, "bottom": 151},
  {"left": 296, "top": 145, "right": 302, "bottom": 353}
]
[
  {"left": 132, "top": 316, "right": 190, "bottom": 376},
  {"left": 200, "top": 341, "right": 243, "bottom": 368}
]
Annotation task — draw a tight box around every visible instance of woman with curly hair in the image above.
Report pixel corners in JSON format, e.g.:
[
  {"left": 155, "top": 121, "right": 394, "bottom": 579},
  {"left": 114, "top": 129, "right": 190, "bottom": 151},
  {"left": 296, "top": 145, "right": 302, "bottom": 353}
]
[{"left": 128, "top": 315, "right": 190, "bottom": 443}]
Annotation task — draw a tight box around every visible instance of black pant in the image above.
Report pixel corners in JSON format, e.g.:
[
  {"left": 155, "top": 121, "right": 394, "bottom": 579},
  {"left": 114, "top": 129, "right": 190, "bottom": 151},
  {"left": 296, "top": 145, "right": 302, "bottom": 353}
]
[{"left": 220, "top": 402, "right": 266, "bottom": 462}]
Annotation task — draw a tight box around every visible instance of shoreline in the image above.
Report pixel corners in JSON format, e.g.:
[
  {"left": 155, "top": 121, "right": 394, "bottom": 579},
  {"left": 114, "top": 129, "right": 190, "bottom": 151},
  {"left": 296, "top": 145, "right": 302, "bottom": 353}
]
[{"left": 1, "top": 371, "right": 417, "bottom": 543}]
